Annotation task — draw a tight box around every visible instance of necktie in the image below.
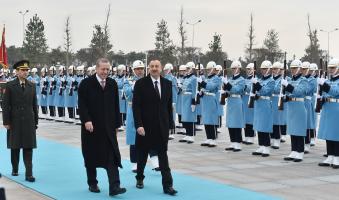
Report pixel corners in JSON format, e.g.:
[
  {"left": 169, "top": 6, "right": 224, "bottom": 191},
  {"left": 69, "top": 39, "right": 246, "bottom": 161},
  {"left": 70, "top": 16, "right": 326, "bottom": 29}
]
[
  {"left": 21, "top": 83, "right": 25, "bottom": 91},
  {"left": 154, "top": 81, "right": 160, "bottom": 98},
  {"left": 100, "top": 80, "right": 106, "bottom": 89}
]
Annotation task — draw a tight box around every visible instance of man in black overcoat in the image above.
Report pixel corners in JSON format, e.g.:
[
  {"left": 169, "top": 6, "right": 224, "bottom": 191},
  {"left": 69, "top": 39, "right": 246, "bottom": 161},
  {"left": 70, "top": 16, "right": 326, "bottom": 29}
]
[
  {"left": 132, "top": 59, "right": 177, "bottom": 195},
  {"left": 78, "top": 58, "right": 126, "bottom": 196}
]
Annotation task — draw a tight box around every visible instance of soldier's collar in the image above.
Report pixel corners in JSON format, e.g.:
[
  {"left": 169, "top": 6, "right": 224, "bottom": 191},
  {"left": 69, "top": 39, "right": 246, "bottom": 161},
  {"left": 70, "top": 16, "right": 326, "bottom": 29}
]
[
  {"left": 292, "top": 73, "right": 302, "bottom": 81},
  {"left": 331, "top": 74, "right": 339, "bottom": 81},
  {"left": 232, "top": 74, "right": 241, "bottom": 80},
  {"left": 118, "top": 74, "right": 124, "bottom": 78},
  {"left": 262, "top": 75, "right": 271, "bottom": 80},
  {"left": 247, "top": 75, "right": 253, "bottom": 79},
  {"left": 273, "top": 74, "right": 281, "bottom": 80},
  {"left": 304, "top": 74, "right": 311, "bottom": 79},
  {"left": 185, "top": 73, "right": 193, "bottom": 78},
  {"left": 207, "top": 74, "right": 215, "bottom": 78}
]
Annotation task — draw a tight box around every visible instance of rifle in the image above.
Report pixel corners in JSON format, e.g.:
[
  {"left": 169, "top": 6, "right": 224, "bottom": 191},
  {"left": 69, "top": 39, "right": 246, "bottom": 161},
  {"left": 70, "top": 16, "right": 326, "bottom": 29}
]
[
  {"left": 278, "top": 52, "right": 287, "bottom": 110},
  {"left": 59, "top": 67, "right": 67, "bottom": 96},
  {"left": 195, "top": 62, "right": 201, "bottom": 105},
  {"left": 220, "top": 60, "right": 228, "bottom": 105},
  {"left": 315, "top": 58, "right": 324, "bottom": 113},
  {"left": 247, "top": 61, "right": 257, "bottom": 108}
]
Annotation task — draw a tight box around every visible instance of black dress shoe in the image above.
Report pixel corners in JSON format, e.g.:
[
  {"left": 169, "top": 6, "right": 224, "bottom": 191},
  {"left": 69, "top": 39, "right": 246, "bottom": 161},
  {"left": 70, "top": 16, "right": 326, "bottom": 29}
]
[
  {"left": 136, "top": 180, "right": 144, "bottom": 189},
  {"left": 186, "top": 141, "right": 194, "bottom": 144},
  {"left": 178, "top": 139, "right": 187, "bottom": 142},
  {"left": 252, "top": 152, "right": 262, "bottom": 156},
  {"left": 284, "top": 157, "right": 294, "bottom": 161},
  {"left": 201, "top": 143, "right": 209, "bottom": 146},
  {"left": 293, "top": 158, "right": 302, "bottom": 162},
  {"left": 332, "top": 165, "right": 339, "bottom": 169},
  {"left": 89, "top": 185, "right": 100, "bottom": 193},
  {"left": 271, "top": 146, "right": 279, "bottom": 149},
  {"left": 208, "top": 144, "right": 216, "bottom": 148},
  {"left": 25, "top": 176, "right": 36, "bottom": 182},
  {"left": 225, "top": 147, "right": 234, "bottom": 151},
  {"left": 11, "top": 172, "right": 19, "bottom": 176},
  {"left": 109, "top": 187, "right": 126, "bottom": 196},
  {"left": 152, "top": 167, "right": 161, "bottom": 171},
  {"left": 323, "top": 154, "right": 328, "bottom": 157},
  {"left": 318, "top": 162, "right": 331, "bottom": 167},
  {"left": 163, "top": 187, "right": 178, "bottom": 196},
  {"left": 132, "top": 169, "right": 137, "bottom": 173},
  {"left": 233, "top": 149, "right": 241, "bottom": 152},
  {"left": 262, "top": 154, "right": 270, "bottom": 157}
]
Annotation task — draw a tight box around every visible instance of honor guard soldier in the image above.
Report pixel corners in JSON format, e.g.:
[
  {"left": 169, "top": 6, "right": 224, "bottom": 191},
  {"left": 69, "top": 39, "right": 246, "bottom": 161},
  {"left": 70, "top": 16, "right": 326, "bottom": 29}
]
[
  {"left": 75, "top": 65, "right": 85, "bottom": 124},
  {"left": 27, "top": 68, "right": 40, "bottom": 111},
  {"left": 317, "top": 58, "right": 339, "bottom": 168},
  {"left": 222, "top": 60, "right": 245, "bottom": 152},
  {"left": 301, "top": 61, "right": 317, "bottom": 153},
  {"left": 39, "top": 67, "right": 49, "bottom": 118},
  {"left": 178, "top": 62, "right": 197, "bottom": 144},
  {"left": 123, "top": 60, "right": 159, "bottom": 172},
  {"left": 270, "top": 62, "right": 285, "bottom": 149},
  {"left": 116, "top": 64, "right": 127, "bottom": 131},
  {"left": 251, "top": 60, "right": 275, "bottom": 157},
  {"left": 65, "top": 66, "right": 78, "bottom": 123},
  {"left": 175, "top": 65, "right": 187, "bottom": 135},
  {"left": 194, "top": 62, "right": 205, "bottom": 131},
  {"left": 163, "top": 63, "right": 178, "bottom": 140},
  {"left": 198, "top": 61, "right": 221, "bottom": 147},
  {"left": 47, "top": 66, "right": 57, "bottom": 120},
  {"left": 309, "top": 63, "right": 319, "bottom": 145},
  {"left": 243, "top": 63, "right": 255, "bottom": 145},
  {"left": 2, "top": 60, "right": 39, "bottom": 182},
  {"left": 54, "top": 65, "right": 67, "bottom": 121},
  {"left": 281, "top": 59, "right": 308, "bottom": 162},
  {"left": 215, "top": 64, "right": 224, "bottom": 133}
]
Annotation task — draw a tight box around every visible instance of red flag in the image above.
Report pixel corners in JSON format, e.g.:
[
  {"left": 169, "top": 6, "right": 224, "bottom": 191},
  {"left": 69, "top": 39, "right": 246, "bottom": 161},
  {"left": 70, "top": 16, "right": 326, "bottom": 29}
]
[{"left": 0, "top": 25, "right": 8, "bottom": 69}]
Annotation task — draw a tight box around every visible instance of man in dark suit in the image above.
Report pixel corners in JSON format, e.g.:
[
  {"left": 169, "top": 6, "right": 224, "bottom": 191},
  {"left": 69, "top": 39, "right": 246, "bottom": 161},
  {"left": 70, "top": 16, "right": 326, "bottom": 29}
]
[
  {"left": 78, "top": 58, "right": 126, "bottom": 197},
  {"left": 2, "top": 60, "right": 38, "bottom": 182},
  {"left": 133, "top": 59, "right": 177, "bottom": 195}
]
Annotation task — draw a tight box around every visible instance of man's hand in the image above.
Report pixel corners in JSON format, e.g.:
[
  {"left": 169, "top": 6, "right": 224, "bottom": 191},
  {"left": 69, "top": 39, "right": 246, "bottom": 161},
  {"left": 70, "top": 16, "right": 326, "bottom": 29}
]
[
  {"left": 137, "top": 127, "right": 145, "bottom": 136},
  {"left": 4, "top": 125, "right": 10, "bottom": 130},
  {"left": 85, "top": 121, "right": 94, "bottom": 133}
]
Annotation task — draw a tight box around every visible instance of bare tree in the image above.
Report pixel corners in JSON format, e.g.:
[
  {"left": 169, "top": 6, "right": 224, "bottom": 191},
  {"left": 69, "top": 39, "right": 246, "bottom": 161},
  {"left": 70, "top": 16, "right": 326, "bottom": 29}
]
[
  {"left": 245, "top": 13, "right": 255, "bottom": 62},
  {"left": 64, "top": 16, "right": 72, "bottom": 67},
  {"left": 103, "top": 3, "right": 111, "bottom": 57},
  {"left": 178, "top": 6, "right": 187, "bottom": 64}
]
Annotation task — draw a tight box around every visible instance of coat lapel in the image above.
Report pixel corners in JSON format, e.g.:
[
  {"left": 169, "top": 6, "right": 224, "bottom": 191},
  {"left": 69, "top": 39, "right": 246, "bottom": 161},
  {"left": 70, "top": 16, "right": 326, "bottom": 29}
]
[{"left": 147, "top": 75, "right": 161, "bottom": 100}]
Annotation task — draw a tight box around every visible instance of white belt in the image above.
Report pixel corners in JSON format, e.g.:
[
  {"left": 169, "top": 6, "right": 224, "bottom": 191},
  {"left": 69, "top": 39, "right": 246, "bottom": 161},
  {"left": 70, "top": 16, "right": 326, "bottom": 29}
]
[
  {"left": 290, "top": 97, "right": 304, "bottom": 102},
  {"left": 230, "top": 94, "right": 241, "bottom": 98},
  {"left": 272, "top": 94, "right": 280, "bottom": 97},
  {"left": 259, "top": 96, "right": 270, "bottom": 100},
  {"left": 305, "top": 96, "right": 312, "bottom": 100},
  {"left": 245, "top": 92, "right": 250, "bottom": 95},
  {"left": 127, "top": 102, "right": 132, "bottom": 106},
  {"left": 326, "top": 98, "right": 339, "bottom": 103},
  {"left": 183, "top": 92, "right": 192, "bottom": 95},
  {"left": 204, "top": 92, "right": 215, "bottom": 96}
]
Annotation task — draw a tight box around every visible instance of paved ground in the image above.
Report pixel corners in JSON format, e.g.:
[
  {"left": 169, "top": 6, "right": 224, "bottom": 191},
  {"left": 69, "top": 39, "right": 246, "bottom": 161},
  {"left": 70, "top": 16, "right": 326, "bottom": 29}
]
[{"left": 1, "top": 116, "right": 339, "bottom": 200}]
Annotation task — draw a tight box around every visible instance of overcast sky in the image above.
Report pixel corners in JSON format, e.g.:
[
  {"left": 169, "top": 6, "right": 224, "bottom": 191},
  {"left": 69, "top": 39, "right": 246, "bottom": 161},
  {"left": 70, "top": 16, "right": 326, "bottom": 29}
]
[{"left": 2, "top": 0, "right": 339, "bottom": 61}]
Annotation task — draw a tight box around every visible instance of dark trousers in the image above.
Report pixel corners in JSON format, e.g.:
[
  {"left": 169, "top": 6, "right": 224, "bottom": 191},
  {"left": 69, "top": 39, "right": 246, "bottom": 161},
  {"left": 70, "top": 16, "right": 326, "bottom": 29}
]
[
  {"left": 244, "top": 124, "right": 255, "bottom": 137},
  {"left": 86, "top": 166, "right": 120, "bottom": 189},
  {"left": 41, "top": 106, "right": 48, "bottom": 114},
  {"left": 57, "top": 107, "right": 65, "bottom": 117},
  {"left": 291, "top": 135, "right": 305, "bottom": 153},
  {"left": 205, "top": 125, "right": 217, "bottom": 140},
  {"left": 0, "top": 187, "right": 5, "bottom": 200},
  {"left": 136, "top": 149, "right": 173, "bottom": 189},
  {"left": 49, "top": 106, "right": 55, "bottom": 116},
  {"left": 11, "top": 148, "right": 33, "bottom": 176},
  {"left": 67, "top": 107, "right": 75, "bottom": 118},
  {"left": 183, "top": 122, "right": 195, "bottom": 136},
  {"left": 305, "top": 129, "right": 312, "bottom": 145},
  {"left": 271, "top": 125, "right": 281, "bottom": 139},
  {"left": 218, "top": 116, "right": 222, "bottom": 128},
  {"left": 281, "top": 125, "right": 287, "bottom": 136},
  {"left": 120, "top": 113, "right": 126, "bottom": 126},
  {"left": 130, "top": 144, "right": 158, "bottom": 164},
  {"left": 196, "top": 115, "right": 201, "bottom": 125},
  {"left": 310, "top": 129, "right": 316, "bottom": 139},
  {"left": 258, "top": 132, "right": 271, "bottom": 147},
  {"left": 178, "top": 115, "right": 182, "bottom": 124},
  {"left": 326, "top": 140, "right": 339, "bottom": 156},
  {"left": 228, "top": 128, "right": 242, "bottom": 143}
]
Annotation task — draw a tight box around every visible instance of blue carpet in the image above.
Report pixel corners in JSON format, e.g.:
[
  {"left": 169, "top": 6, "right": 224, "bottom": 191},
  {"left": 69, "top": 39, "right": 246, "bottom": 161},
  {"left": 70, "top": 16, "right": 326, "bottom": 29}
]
[{"left": 0, "top": 130, "right": 278, "bottom": 200}]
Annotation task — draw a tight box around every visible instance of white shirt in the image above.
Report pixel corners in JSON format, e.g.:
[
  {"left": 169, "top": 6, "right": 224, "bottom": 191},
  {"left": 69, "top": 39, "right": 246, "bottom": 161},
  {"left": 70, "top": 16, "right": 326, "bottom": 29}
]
[
  {"left": 151, "top": 76, "right": 161, "bottom": 97},
  {"left": 96, "top": 74, "right": 106, "bottom": 85}
]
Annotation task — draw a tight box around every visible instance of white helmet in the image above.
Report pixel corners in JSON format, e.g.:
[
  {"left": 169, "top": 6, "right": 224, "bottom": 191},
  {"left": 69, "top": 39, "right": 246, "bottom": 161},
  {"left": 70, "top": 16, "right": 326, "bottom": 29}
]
[
  {"left": 195, "top": 63, "right": 204, "bottom": 70},
  {"left": 231, "top": 60, "right": 242, "bottom": 69},
  {"left": 206, "top": 61, "right": 216, "bottom": 70},
  {"left": 86, "top": 67, "right": 92, "bottom": 72},
  {"left": 290, "top": 59, "right": 302, "bottom": 68},
  {"left": 179, "top": 65, "right": 187, "bottom": 71},
  {"left": 31, "top": 68, "right": 38, "bottom": 73},
  {"left": 215, "top": 65, "right": 222, "bottom": 71},
  {"left": 49, "top": 66, "right": 56, "bottom": 71},
  {"left": 272, "top": 62, "right": 282, "bottom": 69},
  {"left": 41, "top": 67, "right": 47, "bottom": 72},
  {"left": 12, "top": 69, "right": 16, "bottom": 74},
  {"left": 246, "top": 63, "right": 254, "bottom": 69},
  {"left": 164, "top": 63, "right": 173, "bottom": 71},
  {"left": 117, "top": 64, "right": 126, "bottom": 71},
  {"left": 113, "top": 67, "right": 117, "bottom": 72},
  {"left": 132, "top": 60, "right": 145, "bottom": 69},
  {"left": 77, "top": 65, "right": 85, "bottom": 71},
  {"left": 309, "top": 63, "right": 318, "bottom": 71},
  {"left": 58, "top": 65, "right": 66, "bottom": 71},
  {"left": 260, "top": 60, "right": 272, "bottom": 69},
  {"left": 328, "top": 58, "right": 339, "bottom": 68},
  {"left": 301, "top": 61, "right": 310, "bottom": 69},
  {"left": 186, "top": 61, "right": 195, "bottom": 69}
]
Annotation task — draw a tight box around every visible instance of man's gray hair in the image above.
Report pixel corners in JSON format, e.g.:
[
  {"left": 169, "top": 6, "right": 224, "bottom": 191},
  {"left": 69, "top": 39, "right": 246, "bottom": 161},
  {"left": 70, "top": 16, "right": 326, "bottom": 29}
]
[{"left": 96, "top": 58, "right": 110, "bottom": 68}]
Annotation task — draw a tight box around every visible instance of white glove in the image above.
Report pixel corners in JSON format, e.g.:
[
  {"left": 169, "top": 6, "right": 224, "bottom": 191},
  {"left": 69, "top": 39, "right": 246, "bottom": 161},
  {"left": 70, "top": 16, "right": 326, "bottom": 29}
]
[
  {"left": 222, "top": 77, "right": 228, "bottom": 84},
  {"left": 131, "top": 83, "right": 135, "bottom": 90},
  {"left": 317, "top": 77, "right": 326, "bottom": 86},
  {"left": 251, "top": 77, "right": 258, "bottom": 84},
  {"left": 71, "top": 77, "right": 75, "bottom": 82},
  {"left": 191, "top": 105, "right": 196, "bottom": 112},
  {"left": 281, "top": 79, "right": 288, "bottom": 86},
  {"left": 249, "top": 92, "right": 256, "bottom": 97},
  {"left": 50, "top": 78, "right": 54, "bottom": 82},
  {"left": 178, "top": 83, "right": 183, "bottom": 88},
  {"left": 219, "top": 90, "right": 226, "bottom": 94},
  {"left": 197, "top": 77, "right": 203, "bottom": 83},
  {"left": 60, "top": 77, "right": 65, "bottom": 82}
]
